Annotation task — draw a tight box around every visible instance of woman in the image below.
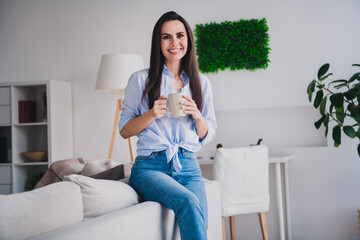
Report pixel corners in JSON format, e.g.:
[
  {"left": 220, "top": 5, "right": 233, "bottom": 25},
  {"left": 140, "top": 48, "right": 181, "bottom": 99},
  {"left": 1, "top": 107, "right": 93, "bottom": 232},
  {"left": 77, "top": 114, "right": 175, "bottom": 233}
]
[{"left": 118, "top": 11, "right": 216, "bottom": 240}]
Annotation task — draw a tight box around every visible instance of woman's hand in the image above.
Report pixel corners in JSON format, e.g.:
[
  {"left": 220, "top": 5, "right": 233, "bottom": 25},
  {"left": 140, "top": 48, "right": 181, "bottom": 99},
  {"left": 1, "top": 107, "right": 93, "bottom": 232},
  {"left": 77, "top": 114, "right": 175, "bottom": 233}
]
[
  {"left": 120, "top": 95, "right": 167, "bottom": 139},
  {"left": 181, "top": 96, "right": 202, "bottom": 120},
  {"left": 151, "top": 95, "right": 168, "bottom": 119}
]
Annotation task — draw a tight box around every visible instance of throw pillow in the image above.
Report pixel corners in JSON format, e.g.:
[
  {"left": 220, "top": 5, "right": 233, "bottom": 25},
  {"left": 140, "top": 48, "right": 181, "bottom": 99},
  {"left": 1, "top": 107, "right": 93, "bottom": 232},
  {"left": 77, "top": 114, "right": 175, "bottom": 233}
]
[
  {"left": 64, "top": 174, "right": 139, "bottom": 218},
  {"left": 124, "top": 162, "right": 133, "bottom": 178},
  {"left": 90, "top": 164, "right": 124, "bottom": 180},
  {"left": 81, "top": 159, "right": 121, "bottom": 176},
  {"left": 35, "top": 158, "right": 101, "bottom": 189}
]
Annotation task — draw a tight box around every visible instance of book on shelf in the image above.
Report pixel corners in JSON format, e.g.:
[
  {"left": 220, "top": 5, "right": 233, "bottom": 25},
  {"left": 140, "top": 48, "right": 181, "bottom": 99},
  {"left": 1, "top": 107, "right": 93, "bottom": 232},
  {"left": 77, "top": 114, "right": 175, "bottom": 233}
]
[{"left": 18, "top": 101, "right": 36, "bottom": 123}]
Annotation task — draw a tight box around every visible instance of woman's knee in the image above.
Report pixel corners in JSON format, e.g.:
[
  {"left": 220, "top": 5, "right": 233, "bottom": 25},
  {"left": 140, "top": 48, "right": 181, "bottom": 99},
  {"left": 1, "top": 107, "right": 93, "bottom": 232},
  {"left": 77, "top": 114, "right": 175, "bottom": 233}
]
[{"left": 176, "top": 191, "right": 204, "bottom": 213}]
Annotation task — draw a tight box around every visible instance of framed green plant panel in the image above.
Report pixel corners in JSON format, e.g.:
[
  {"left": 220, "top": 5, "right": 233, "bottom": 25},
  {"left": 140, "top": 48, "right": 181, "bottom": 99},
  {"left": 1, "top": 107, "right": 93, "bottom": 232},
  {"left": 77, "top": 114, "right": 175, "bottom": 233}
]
[{"left": 194, "top": 18, "right": 270, "bottom": 73}]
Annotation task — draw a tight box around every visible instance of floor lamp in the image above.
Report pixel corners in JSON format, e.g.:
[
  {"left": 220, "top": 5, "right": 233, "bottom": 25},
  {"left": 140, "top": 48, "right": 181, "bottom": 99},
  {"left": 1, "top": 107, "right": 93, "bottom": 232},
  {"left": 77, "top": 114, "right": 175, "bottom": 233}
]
[{"left": 95, "top": 54, "right": 144, "bottom": 162}]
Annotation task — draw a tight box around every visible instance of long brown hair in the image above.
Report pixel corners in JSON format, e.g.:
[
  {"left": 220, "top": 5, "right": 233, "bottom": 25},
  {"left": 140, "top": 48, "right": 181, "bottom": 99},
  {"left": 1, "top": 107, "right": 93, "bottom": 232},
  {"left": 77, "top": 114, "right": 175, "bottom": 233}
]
[{"left": 142, "top": 11, "right": 203, "bottom": 111}]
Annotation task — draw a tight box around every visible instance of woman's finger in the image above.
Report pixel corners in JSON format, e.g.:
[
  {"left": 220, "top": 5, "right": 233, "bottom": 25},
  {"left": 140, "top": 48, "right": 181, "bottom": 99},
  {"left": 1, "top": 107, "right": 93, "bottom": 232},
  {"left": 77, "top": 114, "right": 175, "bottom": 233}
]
[{"left": 182, "top": 95, "right": 193, "bottom": 102}]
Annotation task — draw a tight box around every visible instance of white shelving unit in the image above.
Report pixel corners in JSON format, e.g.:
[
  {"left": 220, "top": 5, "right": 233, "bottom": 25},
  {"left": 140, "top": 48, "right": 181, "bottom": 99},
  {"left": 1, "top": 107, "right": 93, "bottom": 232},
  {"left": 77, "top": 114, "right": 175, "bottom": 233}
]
[{"left": 0, "top": 80, "right": 73, "bottom": 194}]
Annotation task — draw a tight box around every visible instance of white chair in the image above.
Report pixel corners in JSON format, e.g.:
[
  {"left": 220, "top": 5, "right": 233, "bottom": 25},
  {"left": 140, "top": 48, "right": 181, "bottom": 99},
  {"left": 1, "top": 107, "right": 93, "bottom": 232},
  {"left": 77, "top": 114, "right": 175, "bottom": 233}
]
[{"left": 213, "top": 145, "right": 270, "bottom": 240}]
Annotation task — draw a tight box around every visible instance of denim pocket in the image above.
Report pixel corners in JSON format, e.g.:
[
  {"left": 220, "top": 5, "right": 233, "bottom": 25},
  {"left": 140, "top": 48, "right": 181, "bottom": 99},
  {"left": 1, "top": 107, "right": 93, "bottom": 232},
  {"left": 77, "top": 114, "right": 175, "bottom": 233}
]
[
  {"left": 135, "top": 153, "right": 155, "bottom": 161},
  {"left": 182, "top": 150, "right": 196, "bottom": 159}
]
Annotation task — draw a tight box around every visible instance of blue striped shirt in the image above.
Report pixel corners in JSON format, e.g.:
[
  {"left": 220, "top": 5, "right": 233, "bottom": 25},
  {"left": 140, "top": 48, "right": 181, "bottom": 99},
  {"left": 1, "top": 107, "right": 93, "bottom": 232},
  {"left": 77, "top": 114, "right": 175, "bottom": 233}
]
[{"left": 118, "top": 66, "right": 217, "bottom": 172}]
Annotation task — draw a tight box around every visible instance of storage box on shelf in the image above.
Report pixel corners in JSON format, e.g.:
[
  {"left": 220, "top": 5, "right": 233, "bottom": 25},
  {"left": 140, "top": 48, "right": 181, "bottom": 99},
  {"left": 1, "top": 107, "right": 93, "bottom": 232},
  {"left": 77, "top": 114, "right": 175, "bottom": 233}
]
[
  {"left": 0, "top": 87, "right": 11, "bottom": 125},
  {"left": 0, "top": 80, "right": 73, "bottom": 194}
]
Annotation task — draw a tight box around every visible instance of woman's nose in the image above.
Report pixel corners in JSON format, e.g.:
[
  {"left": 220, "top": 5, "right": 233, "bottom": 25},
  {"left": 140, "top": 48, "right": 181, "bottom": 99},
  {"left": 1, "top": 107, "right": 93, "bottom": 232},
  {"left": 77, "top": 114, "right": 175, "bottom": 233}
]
[{"left": 171, "top": 37, "right": 179, "bottom": 45}]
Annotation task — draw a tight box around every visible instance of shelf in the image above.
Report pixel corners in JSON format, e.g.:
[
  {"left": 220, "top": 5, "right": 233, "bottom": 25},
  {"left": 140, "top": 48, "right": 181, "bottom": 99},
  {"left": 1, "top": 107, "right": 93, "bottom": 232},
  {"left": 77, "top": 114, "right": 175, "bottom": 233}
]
[
  {"left": 14, "top": 122, "right": 47, "bottom": 127},
  {"left": 14, "top": 162, "right": 48, "bottom": 166},
  {"left": 12, "top": 125, "right": 48, "bottom": 164},
  {"left": 0, "top": 163, "right": 12, "bottom": 166},
  {"left": 0, "top": 80, "right": 73, "bottom": 194},
  {"left": 13, "top": 164, "right": 48, "bottom": 193},
  {"left": 11, "top": 84, "right": 47, "bottom": 125}
]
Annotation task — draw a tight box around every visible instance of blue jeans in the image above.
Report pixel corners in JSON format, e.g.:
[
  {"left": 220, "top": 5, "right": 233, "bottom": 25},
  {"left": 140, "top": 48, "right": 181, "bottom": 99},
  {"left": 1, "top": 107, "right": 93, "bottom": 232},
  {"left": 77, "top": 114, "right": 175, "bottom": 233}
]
[{"left": 129, "top": 148, "right": 208, "bottom": 240}]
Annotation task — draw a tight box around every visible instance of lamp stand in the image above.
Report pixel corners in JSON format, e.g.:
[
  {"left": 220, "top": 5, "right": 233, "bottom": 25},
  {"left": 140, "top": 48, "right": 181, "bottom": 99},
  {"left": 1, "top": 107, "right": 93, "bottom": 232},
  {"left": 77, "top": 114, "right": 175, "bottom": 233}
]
[{"left": 108, "top": 98, "right": 135, "bottom": 162}]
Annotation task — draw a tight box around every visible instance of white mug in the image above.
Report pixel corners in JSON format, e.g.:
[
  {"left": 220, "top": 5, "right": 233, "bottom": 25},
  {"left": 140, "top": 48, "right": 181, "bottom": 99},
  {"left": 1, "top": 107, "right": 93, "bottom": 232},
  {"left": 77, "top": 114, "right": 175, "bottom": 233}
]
[{"left": 168, "top": 93, "right": 186, "bottom": 118}]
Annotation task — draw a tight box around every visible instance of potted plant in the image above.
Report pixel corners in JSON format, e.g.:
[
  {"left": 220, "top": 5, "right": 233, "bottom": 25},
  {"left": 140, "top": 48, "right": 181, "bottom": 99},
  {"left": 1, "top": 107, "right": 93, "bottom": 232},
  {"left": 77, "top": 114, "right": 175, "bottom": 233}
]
[
  {"left": 25, "top": 171, "right": 45, "bottom": 191},
  {"left": 307, "top": 63, "right": 360, "bottom": 156},
  {"left": 308, "top": 63, "right": 360, "bottom": 233}
]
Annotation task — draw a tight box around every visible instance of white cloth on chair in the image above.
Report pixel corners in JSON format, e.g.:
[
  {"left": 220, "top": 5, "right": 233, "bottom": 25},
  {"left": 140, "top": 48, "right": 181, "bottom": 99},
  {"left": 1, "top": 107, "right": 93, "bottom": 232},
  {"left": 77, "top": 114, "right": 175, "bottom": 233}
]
[{"left": 213, "top": 145, "right": 270, "bottom": 217}]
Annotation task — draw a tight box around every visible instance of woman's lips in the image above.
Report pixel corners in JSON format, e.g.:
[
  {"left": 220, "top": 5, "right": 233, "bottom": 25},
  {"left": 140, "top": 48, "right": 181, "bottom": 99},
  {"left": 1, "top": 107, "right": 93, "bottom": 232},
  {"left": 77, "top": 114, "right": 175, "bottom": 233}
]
[{"left": 168, "top": 48, "right": 182, "bottom": 54}]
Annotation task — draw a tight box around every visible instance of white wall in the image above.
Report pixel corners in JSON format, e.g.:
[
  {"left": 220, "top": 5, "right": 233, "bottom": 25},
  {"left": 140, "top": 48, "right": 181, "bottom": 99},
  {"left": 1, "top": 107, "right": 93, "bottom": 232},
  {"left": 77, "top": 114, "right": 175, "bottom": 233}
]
[{"left": 1, "top": 0, "right": 360, "bottom": 239}]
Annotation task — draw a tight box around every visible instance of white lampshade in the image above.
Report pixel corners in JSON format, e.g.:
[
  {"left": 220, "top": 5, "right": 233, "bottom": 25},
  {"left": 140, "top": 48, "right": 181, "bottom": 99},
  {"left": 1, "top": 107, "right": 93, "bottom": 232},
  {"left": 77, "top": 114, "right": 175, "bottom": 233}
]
[{"left": 95, "top": 53, "right": 145, "bottom": 95}]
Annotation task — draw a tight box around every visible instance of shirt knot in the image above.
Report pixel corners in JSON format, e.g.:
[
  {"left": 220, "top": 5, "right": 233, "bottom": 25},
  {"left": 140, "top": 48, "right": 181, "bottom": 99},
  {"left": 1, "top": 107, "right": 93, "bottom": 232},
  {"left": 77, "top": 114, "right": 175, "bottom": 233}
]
[{"left": 166, "top": 143, "right": 182, "bottom": 173}]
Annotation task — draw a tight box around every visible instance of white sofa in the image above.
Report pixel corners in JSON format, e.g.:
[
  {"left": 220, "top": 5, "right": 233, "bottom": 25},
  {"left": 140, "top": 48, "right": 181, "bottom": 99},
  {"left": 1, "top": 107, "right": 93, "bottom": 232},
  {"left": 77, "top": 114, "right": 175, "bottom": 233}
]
[{"left": 0, "top": 174, "right": 222, "bottom": 240}]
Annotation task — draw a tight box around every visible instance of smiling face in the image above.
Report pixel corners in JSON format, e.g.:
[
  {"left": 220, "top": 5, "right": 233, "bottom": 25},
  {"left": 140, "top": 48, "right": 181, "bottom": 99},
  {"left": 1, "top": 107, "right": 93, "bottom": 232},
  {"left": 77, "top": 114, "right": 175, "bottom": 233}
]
[{"left": 161, "top": 20, "right": 188, "bottom": 65}]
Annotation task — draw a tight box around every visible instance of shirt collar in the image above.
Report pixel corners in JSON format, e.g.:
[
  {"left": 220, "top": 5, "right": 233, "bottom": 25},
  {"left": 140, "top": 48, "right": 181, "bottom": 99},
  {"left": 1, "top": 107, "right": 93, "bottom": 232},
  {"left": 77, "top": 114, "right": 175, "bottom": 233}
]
[{"left": 163, "top": 65, "right": 189, "bottom": 86}]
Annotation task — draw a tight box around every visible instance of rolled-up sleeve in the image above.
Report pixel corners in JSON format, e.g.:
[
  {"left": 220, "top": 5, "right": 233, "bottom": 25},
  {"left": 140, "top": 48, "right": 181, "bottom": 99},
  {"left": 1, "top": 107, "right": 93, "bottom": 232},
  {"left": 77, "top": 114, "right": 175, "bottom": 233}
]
[
  {"left": 199, "top": 75, "right": 217, "bottom": 145},
  {"left": 118, "top": 72, "right": 143, "bottom": 132}
]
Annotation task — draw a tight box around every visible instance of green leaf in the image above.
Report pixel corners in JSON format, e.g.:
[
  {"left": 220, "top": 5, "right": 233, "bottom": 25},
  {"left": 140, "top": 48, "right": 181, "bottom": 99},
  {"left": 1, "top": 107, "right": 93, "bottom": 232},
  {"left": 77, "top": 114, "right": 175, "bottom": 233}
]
[
  {"left": 344, "top": 87, "right": 360, "bottom": 101},
  {"left": 319, "top": 96, "right": 327, "bottom": 115},
  {"left": 348, "top": 72, "right": 360, "bottom": 83},
  {"left": 358, "top": 144, "right": 360, "bottom": 157},
  {"left": 343, "top": 126, "right": 356, "bottom": 138},
  {"left": 324, "top": 114, "right": 329, "bottom": 128},
  {"left": 319, "top": 73, "right": 333, "bottom": 81},
  {"left": 329, "top": 93, "right": 344, "bottom": 108},
  {"left": 325, "top": 126, "right": 328, "bottom": 137},
  {"left": 314, "top": 115, "right": 325, "bottom": 129},
  {"left": 334, "top": 83, "right": 348, "bottom": 89},
  {"left": 355, "top": 127, "right": 360, "bottom": 139},
  {"left": 307, "top": 80, "right": 316, "bottom": 102},
  {"left": 332, "top": 125, "right": 341, "bottom": 147},
  {"left": 347, "top": 103, "right": 355, "bottom": 114},
  {"left": 313, "top": 90, "right": 324, "bottom": 109},
  {"left": 335, "top": 106, "right": 345, "bottom": 124},
  {"left": 318, "top": 63, "right": 330, "bottom": 79},
  {"left": 329, "top": 79, "right": 348, "bottom": 85},
  {"left": 353, "top": 113, "right": 360, "bottom": 122},
  {"left": 353, "top": 64, "right": 360, "bottom": 67}
]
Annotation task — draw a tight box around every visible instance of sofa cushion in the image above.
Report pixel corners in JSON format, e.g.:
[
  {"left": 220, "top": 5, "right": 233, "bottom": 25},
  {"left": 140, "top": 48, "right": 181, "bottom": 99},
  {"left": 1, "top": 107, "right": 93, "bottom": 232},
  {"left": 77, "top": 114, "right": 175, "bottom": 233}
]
[
  {"left": 0, "top": 182, "right": 83, "bottom": 240},
  {"left": 64, "top": 174, "right": 139, "bottom": 218}
]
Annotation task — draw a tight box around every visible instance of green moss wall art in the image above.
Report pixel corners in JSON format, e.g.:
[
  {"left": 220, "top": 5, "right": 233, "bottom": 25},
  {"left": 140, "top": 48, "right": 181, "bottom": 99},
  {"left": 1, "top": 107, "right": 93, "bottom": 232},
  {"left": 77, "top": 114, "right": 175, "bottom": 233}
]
[{"left": 194, "top": 18, "right": 270, "bottom": 73}]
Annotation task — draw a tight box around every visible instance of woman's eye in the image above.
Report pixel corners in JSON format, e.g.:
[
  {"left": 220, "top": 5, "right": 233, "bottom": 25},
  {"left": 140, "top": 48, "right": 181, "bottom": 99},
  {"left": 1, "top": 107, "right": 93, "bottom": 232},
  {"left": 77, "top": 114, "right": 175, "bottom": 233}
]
[
  {"left": 177, "top": 34, "right": 184, "bottom": 38},
  {"left": 163, "top": 36, "right": 170, "bottom": 40}
]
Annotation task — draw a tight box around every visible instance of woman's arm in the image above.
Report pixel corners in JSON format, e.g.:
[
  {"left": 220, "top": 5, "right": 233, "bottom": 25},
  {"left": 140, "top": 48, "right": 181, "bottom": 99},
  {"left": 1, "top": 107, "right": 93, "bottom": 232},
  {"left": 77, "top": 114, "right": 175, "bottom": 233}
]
[
  {"left": 181, "top": 95, "right": 208, "bottom": 140},
  {"left": 120, "top": 96, "right": 167, "bottom": 139}
]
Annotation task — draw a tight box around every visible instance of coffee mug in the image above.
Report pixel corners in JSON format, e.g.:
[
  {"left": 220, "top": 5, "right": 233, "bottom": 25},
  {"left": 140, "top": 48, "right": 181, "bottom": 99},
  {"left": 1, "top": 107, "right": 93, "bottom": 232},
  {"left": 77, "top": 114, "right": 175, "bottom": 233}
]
[{"left": 168, "top": 93, "right": 186, "bottom": 118}]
